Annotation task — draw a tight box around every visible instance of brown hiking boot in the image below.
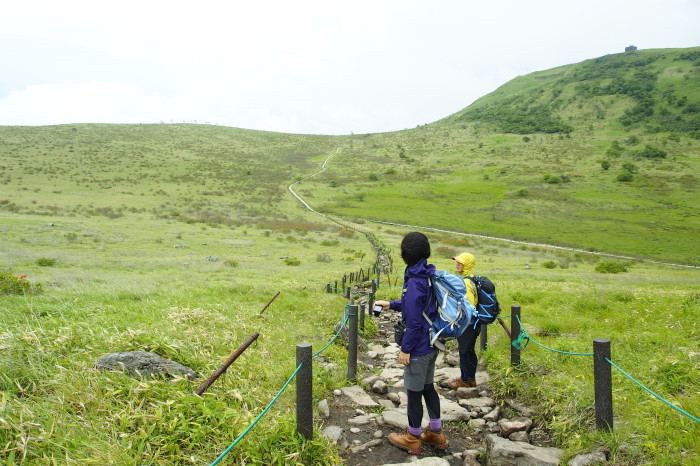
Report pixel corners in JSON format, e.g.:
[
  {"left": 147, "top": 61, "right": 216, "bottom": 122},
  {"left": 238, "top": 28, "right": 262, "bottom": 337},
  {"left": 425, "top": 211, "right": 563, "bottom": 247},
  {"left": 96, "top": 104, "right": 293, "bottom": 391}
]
[
  {"left": 388, "top": 428, "right": 422, "bottom": 454},
  {"left": 446, "top": 377, "right": 477, "bottom": 389},
  {"left": 421, "top": 429, "right": 449, "bottom": 450}
]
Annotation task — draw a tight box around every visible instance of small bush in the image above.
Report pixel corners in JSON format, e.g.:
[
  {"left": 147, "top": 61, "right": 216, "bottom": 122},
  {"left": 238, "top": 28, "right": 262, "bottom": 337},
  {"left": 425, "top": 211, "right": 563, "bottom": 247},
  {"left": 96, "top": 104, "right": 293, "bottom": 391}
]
[
  {"left": 316, "top": 252, "right": 331, "bottom": 263},
  {"left": 543, "top": 174, "right": 561, "bottom": 184},
  {"left": 600, "top": 160, "right": 610, "bottom": 170},
  {"left": 0, "top": 273, "right": 34, "bottom": 295},
  {"left": 36, "top": 257, "right": 56, "bottom": 267},
  {"left": 284, "top": 257, "right": 301, "bottom": 266},
  {"left": 542, "top": 261, "right": 558, "bottom": 269},
  {"left": 368, "top": 173, "right": 379, "bottom": 181},
  {"left": 617, "top": 172, "right": 634, "bottom": 182},
  {"left": 321, "top": 239, "right": 339, "bottom": 246},
  {"left": 595, "top": 261, "right": 629, "bottom": 274},
  {"left": 223, "top": 259, "right": 238, "bottom": 267}
]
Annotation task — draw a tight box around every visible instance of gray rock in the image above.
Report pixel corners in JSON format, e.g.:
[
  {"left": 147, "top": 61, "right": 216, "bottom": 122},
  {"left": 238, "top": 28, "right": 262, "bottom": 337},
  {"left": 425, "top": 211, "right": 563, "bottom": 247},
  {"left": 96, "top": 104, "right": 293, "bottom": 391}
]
[
  {"left": 483, "top": 406, "right": 500, "bottom": 422},
  {"left": 95, "top": 351, "right": 195, "bottom": 380},
  {"left": 372, "top": 380, "right": 388, "bottom": 394},
  {"left": 317, "top": 399, "right": 330, "bottom": 418},
  {"left": 321, "top": 425, "right": 344, "bottom": 444},
  {"left": 456, "top": 387, "right": 480, "bottom": 398},
  {"left": 471, "top": 418, "right": 487, "bottom": 430},
  {"left": 459, "top": 397, "right": 496, "bottom": 409},
  {"left": 509, "top": 431, "right": 530, "bottom": 443},
  {"left": 486, "top": 434, "right": 563, "bottom": 466},
  {"left": 506, "top": 398, "right": 534, "bottom": 417},
  {"left": 339, "top": 385, "right": 379, "bottom": 408},
  {"left": 498, "top": 417, "right": 533, "bottom": 437},
  {"left": 462, "top": 450, "right": 482, "bottom": 466},
  {"left": 568, "top": 451, "right": 607, "bottom": 466},
  {"left": 348, "top": 413, "right": 378, "bottom": 425}
]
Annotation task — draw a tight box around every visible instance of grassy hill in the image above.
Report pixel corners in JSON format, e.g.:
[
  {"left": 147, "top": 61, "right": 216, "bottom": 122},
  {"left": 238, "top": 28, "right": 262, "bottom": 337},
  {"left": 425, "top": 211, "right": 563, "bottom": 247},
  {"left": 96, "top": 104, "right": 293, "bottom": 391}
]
[
  {"left": 0, "top": 47, "right": 698, "bottom": 464},
  {"left": 303, "top": 47, "right": 700, "bottom": 266}
]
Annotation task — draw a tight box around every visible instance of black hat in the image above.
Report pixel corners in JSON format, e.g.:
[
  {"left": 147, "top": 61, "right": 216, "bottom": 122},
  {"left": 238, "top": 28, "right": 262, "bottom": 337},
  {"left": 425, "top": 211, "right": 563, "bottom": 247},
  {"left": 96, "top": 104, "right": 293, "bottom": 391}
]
[{"left": 401, "top": 232, "right": 431, "bottom": 267}]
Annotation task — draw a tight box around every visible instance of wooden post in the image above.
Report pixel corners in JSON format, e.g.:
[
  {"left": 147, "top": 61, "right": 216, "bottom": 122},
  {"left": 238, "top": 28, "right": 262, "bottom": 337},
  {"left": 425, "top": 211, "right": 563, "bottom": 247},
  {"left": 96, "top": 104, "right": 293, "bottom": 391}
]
[
  {"left": 510, "top": 305, "right": 521, "bottom": 367},
  {"left": 296, "top": 343, "right": 313, "bottom": 439},
  {"left": 594, "top": 339, "right": 613, "bottom": 431},
  {"left": 347, "top": 305, "right": 358, "bottom": 382},
  {"left": 196, "top": 332, "right": 260, "bottom": 395}
]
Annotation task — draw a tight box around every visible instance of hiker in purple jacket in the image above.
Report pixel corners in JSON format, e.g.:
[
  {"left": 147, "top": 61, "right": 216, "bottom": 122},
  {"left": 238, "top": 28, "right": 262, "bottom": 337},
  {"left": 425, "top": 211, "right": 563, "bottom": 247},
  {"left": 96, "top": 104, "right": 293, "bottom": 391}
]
[{"left": 374, "top": 232, "right": 449, "bottom": 454}]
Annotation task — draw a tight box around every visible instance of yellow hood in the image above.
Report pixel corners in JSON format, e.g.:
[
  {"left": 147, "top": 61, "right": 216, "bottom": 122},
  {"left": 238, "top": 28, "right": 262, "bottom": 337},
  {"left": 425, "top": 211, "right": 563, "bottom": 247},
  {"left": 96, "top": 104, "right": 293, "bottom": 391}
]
[{"left": 453, "top": 252, "right": 475, "bottom": 276}]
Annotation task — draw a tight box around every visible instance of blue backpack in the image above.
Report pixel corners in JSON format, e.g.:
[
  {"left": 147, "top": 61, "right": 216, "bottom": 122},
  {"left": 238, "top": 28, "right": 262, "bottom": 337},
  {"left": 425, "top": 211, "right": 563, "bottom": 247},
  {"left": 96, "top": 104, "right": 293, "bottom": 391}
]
[
  {"left": 467, "top": 276, "right": 501, "bottom": 325},
  {"left": 423, "top": 271, "right": 476, "bottom": 350}
]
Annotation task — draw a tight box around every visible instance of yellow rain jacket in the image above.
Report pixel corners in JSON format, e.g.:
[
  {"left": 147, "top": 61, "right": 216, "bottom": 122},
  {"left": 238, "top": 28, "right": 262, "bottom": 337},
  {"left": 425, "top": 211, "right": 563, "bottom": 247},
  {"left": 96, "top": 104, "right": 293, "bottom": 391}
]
[{"left": 453, "top": 252, "right": 477, "bottom": 306}]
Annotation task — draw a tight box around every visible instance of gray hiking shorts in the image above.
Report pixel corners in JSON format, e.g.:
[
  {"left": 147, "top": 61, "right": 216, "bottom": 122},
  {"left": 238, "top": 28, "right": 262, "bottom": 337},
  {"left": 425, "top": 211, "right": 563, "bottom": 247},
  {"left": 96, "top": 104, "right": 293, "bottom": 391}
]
[{"left": 403, "top": 349, "right": 438, "bottom": 392}]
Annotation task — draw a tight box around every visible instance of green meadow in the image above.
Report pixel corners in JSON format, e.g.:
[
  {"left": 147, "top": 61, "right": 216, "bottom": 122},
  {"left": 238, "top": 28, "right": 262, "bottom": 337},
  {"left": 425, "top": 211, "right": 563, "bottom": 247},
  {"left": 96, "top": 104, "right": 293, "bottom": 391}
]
[{"left": 1, "top": 47, "right": 699, "bottom": 464}]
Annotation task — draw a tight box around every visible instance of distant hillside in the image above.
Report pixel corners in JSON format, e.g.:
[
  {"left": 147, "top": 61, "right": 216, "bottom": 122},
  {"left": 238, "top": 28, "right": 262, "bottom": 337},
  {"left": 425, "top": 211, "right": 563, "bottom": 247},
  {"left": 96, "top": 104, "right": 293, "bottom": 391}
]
[
  {"left": 447, "top": 47, "right": 700, "bottom": 136},
  {"left": 306, "top": 47, "right": 700, "bottom": 265},
  {"left": 0, "top": 48, "right": 698, "bottom": 265}
]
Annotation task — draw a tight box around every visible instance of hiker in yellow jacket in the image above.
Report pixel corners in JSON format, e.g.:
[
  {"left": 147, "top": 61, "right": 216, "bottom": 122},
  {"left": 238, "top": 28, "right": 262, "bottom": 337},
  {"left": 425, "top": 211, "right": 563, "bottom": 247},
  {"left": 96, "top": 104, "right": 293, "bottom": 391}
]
[{"left": 445, "top": 252, "right": 481, "bottom": 388}]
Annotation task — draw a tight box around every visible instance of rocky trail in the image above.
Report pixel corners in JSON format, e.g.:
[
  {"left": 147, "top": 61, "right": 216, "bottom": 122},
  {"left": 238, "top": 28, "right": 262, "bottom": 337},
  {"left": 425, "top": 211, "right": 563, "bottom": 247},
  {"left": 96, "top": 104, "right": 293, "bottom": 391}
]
[{"left": 316, "top": 291, "right": 576, "bottom": 466}]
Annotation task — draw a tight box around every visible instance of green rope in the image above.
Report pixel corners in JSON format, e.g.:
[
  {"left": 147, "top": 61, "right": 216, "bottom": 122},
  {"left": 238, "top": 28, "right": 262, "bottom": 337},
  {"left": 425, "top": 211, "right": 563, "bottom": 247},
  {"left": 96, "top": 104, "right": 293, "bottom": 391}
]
[
  {"left": 211, "top": 307, "right": 354, "bottom": 464},
  {"left": 514, "top": 315, "right": 594, "bottom": 356},
  {"left": 606, "top": 357, "right": 700, "bottom": 424},
  {"left": 313, "top": 310, "right": 352, "bottom": 357},
  {"left": 210, "top": 362, "right": 304, "bottom": 465}
]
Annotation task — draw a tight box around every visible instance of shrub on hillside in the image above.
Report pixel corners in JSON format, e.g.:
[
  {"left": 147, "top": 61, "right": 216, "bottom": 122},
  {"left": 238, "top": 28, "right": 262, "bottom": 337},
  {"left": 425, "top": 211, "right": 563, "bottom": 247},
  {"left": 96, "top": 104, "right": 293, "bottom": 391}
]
[
  {"left": 36, "top": 257, "right": 56, "bottom": 267},
  {"left": 0, "top": 273, "right": 40, "bottom": 295},
  {"left": 284, "top": 257, "right": 301, "bottom": 266},
  {"left": 637, "top": 144, "right": 667, "bottom": 159},
  {"left": 617, "top": 172, "right": 634, "bottom": 182},
  {"left": 595, "top": 261, "right": 629, "bottom": 274},
  {"left": 223, "top": 259, "right": 238, "bottom": 267},
  {"left": 316, "top": 252, "right": 331, "bottom": 263},
  {"left": 542, "top": 261, "right": 558, "bottom": 269}
]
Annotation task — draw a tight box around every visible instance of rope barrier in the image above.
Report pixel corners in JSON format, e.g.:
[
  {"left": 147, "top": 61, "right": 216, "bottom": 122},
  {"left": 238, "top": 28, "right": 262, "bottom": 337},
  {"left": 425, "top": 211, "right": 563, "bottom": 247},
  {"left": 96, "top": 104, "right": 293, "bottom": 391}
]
[
  {"left": 605, "top": 357, "right": 700, "bottom": 424},
  {"left": 210, "top": 307, "right": 354, "bottom": 465},
  {"left": 210, "top": 362, "right": 304, "bottom": 465},
  {"left": 513, "top": 315, "right": 698, "bottom": 424},
  {"left": 513, "top": 315, "right": 594, "bottom": 356}
]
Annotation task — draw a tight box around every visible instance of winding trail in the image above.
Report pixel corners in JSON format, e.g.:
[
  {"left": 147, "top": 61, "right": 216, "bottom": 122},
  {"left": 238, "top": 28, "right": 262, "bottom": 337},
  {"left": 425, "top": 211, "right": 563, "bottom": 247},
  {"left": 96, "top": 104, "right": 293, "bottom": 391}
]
[{"left": 289, "top": 148, "right": 698, "bottom": 270}]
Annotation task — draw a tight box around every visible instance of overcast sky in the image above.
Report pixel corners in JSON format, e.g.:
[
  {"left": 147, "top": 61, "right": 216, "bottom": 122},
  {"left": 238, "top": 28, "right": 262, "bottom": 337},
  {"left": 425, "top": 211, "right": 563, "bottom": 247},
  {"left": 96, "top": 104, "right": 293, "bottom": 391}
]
[{"left": 1, "top": 0, "right": 698, "bottom": 135}]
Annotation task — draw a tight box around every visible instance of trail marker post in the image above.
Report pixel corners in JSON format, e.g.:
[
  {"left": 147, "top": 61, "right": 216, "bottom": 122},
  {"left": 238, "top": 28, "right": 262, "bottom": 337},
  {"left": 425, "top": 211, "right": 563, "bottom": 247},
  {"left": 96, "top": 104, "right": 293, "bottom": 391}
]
[
  {"left": 347, "top": 305, "right": 358, "bottom": 382},
  {"left": 594, "top": 339, "right": 613, "bottom": 431},
  {"left": 510, "top": 305, "right": 521, "bottom": 367},
  {"left": 296, "top": 343, "right": 313, "bottom": 439}
]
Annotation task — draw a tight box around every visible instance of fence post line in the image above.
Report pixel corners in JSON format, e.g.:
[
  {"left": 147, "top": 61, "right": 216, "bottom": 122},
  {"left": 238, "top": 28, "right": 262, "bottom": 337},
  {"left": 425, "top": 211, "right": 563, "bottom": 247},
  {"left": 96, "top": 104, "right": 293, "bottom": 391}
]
[
  {"left": 479, "top": 323, "right": 488, "bottom": 351},
  {"left": 359, "top": 299, "right": 366, "bottom": 333},
  {"left": 296, "top": 343, "right": 313, "bottom": 440},
  {"left": 347, "top": 305, "right": 359, "bottom": 382},
  {"left": 593, "top": 339, "right": 613, "bottom": 431},
  {"left": 510, "top": 305, "right": 521, "bottom": 367}
]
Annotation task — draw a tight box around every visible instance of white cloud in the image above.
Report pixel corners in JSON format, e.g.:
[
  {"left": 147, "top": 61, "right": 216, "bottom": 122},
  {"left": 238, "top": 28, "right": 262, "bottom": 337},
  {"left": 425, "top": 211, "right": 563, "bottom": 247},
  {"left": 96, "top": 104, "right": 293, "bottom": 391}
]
[{"left": 0, "top": 0, "right": 698, "bottom": 134}]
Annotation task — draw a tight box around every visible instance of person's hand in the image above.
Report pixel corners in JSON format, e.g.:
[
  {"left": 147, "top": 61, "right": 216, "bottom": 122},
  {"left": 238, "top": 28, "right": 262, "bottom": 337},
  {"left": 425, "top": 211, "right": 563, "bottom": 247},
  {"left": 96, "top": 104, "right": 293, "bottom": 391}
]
[
  {"left": 399, "top": 351, "right": 411, "bottom": 365},
  {"left": 374, "top": 300, "right": 390, "bottom": 311}
]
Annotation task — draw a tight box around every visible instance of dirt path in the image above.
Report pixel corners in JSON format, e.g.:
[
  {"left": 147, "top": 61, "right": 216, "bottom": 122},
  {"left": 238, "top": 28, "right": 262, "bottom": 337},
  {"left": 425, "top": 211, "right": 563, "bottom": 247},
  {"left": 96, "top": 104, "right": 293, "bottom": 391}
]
[{"left": 321, "top": 296, "right": 555, "bottom": 465}]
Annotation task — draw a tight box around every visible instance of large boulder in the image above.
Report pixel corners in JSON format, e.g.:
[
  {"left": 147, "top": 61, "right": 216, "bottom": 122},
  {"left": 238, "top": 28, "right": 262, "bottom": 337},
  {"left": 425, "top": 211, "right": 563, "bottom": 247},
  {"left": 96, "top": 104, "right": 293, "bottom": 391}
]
[{"left": 95, "top": 351, "right": 196, "bottom": 380}]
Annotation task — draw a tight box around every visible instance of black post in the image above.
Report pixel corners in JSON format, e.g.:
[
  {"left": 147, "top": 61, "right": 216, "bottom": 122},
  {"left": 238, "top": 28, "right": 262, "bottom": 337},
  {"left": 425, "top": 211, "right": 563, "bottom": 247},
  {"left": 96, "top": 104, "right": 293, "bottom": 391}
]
[
  {"left": 510, "top": 305, "right": 521, "bottom": 367},
  {"left": 345, "top": 286, "right": 352, "bottom": 302},
  {"left": 347, "top": 305, "right": 358, "bottom": 382},
  {"left": 334, "top": 280, "right": 338, "bottom": 294},
  {"left": 594, "top": 339, "right": 613, "bottom": 431},
  {"left": 296, "top": 343, "right": 313, "bottom": 440},
  {"left": 359, "top": 300, "right": 365, "bottom": 333},
  {"left": 479, "top": 323, "right": 488, "bottom": 351},
  {"left": 326, "top": 283, "right": 331, "bottom": 293}
]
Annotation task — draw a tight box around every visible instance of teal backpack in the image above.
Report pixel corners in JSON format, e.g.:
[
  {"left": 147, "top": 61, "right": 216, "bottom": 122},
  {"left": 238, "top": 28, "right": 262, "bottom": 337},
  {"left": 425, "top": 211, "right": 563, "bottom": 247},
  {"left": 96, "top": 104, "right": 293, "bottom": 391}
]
[{"left": 423, "top": 271, "right": 477, "bottom": 350}]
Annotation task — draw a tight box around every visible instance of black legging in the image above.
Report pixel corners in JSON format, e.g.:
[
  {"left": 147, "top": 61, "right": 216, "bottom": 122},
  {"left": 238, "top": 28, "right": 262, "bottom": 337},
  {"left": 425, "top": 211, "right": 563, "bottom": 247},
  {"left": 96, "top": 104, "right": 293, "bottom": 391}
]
[{"left": 407, "top": 384, "right": 441, "bottom": 428}]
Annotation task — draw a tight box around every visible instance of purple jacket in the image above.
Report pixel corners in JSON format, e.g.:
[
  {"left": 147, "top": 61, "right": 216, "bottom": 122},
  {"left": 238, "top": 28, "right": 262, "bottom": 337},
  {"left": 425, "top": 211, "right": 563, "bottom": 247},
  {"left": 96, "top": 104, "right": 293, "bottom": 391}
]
[{"left": 389, "top": 258, "right": 437, "bottom": 357}]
